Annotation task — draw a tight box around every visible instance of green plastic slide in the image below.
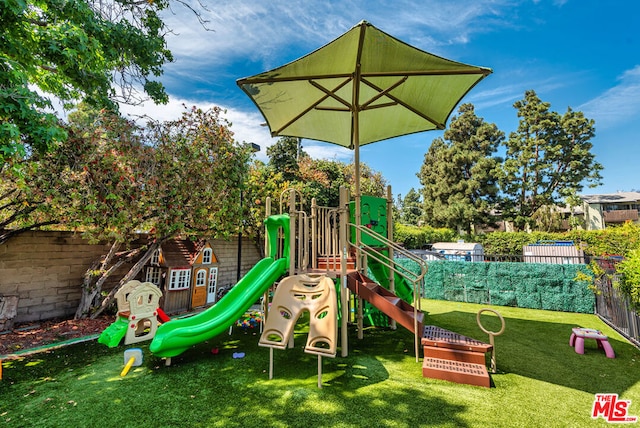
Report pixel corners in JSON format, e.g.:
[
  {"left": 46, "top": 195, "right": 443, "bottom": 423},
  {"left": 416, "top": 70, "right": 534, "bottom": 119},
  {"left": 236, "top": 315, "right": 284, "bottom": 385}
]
[
  {"left": 150, "top": 214, "right": 291, "bottom": 359},
  {"left": 98, "top": 316, "right": 129, "bottom": 348},
  {"left": 149, "top": 256, "right": 288, "bottom": 358},
  {"left": 368, "top": 258, "right": 414, "bottom": 302}
]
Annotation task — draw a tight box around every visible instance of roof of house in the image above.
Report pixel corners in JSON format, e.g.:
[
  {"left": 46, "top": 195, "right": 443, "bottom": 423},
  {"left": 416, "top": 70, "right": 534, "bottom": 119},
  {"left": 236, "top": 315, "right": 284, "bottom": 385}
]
[
  {"left": 160, "top": 239, "right": 207, "bottom": 268},
  {"left": 581, "top": 191, "right": 640, "bottom": 204}
]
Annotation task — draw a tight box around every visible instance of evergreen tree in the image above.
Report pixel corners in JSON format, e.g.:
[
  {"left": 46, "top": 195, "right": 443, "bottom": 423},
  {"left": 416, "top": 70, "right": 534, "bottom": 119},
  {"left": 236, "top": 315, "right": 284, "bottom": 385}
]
[
  {"left": 266, "top": 137, "right": 306, "bottom": 182},
  {"left": 500, "top": 90, "right": 603, "bottom": 230},
  {"left": 399, "top": 188, "right": 422, "bottom": 225},
  {"left": 418, "top": 104, "right": 503, "bottom": 234}
]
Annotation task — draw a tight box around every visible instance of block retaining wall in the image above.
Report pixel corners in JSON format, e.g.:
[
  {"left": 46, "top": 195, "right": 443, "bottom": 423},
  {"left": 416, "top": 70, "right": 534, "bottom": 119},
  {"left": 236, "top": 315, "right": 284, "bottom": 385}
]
[{"left": 0, "top": 231, "right": 261, "bottom": 324}]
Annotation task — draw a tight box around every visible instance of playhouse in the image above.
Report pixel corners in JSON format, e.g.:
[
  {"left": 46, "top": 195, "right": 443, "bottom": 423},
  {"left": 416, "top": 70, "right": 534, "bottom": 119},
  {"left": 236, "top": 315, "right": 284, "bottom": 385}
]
[
  {"left": 98, "top": 280, "right": 166, "bottom": 347},
  {"left": 142, "top": 239, "right": 221, "bottom": 314}
]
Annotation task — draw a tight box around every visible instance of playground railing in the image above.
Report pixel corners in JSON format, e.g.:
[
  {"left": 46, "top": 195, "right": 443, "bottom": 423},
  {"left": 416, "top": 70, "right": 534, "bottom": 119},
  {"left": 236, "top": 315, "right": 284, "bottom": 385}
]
[
  {"left": 311, "top": 204, "right": 342, "bottom": 270},
  {"left": 349, "top": 222, "right": 428, "bottom": 361},
  {"left": 348, "top": 222, "right": 428, "bottom": 287}
]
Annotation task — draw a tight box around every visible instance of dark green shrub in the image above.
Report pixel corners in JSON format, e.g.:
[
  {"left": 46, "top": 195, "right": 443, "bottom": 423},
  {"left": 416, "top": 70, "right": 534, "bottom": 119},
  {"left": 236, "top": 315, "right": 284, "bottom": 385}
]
[
  {"left": 615, "top": 248, "right": 640, "bottom": 312},
  {"left": 393, "top": 223, "right": 457, "bottom": 249}
]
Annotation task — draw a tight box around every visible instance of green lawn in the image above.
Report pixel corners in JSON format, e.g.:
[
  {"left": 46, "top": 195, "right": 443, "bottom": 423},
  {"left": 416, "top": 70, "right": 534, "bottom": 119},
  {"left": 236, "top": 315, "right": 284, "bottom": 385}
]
[{"left": 1, "top": 299, "right": 639, "bottom": 427}]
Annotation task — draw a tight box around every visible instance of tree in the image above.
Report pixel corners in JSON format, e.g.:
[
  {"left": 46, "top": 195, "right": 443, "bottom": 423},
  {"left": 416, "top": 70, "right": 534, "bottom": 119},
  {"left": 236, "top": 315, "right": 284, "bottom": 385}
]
[
  {"left": 499, "top": 90, "right": 603, "bottom": 230},
  {"left": 398, "top": 188, "right": 422, "bottom": 226},
  {"left": 616, "top": 248, "right": 640, "bottom": 313},
  {"left": 266, "top": 137, "right": 306, "bottom": 182},
  {"left": 418, "top": 104, "right": 503, "bottom": 234},
  {"left": 243, "top": 153, "right": 388, "bottom": 253},
  {"left": 565, "top": 191, "right": 585, "bottom": 230},
  {"left": 530, "top": 205, "right": 565, "bottom": 232},
  {"left": 263, "top": 139, "right": 386, "bottom": 211},
  {"left": 341, "top": 162, "right": 387, "bottom": 199},
  {"left": 240, "top": 160, "right": 290, "bottom": 258},
  {"left": 1, "top": 0, "right": 173, "bottom": 164},
  {"left": 72, "top": 106, "right": 253, "bottom": 318},
  {"left": 298, "top": 158, "right": 387, "bottom": 208},
  {"left": 0, "top": 103, "right": 147, "bottom": 244}
]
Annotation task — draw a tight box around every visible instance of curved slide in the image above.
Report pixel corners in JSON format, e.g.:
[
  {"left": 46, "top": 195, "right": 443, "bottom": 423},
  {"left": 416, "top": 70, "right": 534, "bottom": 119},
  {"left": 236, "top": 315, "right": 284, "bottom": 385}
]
[
  {"left": 150, "top": 256, "right": 288, "bottom": 358},
  {"left": 150, "top": 214, "right": 290, "bottom": 358}
]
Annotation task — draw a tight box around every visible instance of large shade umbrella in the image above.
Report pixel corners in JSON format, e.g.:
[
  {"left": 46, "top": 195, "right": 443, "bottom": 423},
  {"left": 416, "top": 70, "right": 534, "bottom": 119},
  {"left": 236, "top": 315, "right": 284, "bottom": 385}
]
[
  {"left": 237, "top": 20, "right": 491, "bottom": 356},
  {"left": 237, "top": 20, "right": 491, "bottom": 149},
  {"left": 237, "top": 19, "right": 491, "bottom": 230}
]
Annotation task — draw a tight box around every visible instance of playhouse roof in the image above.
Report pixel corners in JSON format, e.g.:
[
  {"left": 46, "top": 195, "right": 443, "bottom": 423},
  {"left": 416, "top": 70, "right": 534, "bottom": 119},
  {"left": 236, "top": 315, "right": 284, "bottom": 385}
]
[{"left": 160, "top": 239, "right": 206, "bottom": 267}]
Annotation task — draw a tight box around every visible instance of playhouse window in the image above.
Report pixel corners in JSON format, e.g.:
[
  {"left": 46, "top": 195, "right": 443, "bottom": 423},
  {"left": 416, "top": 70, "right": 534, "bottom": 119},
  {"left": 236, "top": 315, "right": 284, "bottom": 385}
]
[
  {"left": 196, "top": 269, "right": 206, "bottom": 287},
  {"left": 146, "top": 267, "right": 162, "bottom": 286},
  {"left": 151, "top": 250, "right": 160, "bottom": 266},
  {"left": 168, "top": 269, "right": 191, "bottom": 291},
  {"left": 208, "top": 267, "right": 218, "bottom": 293},
  {"left": 202, "top": 248, "right": 212, "bottom": 264}
]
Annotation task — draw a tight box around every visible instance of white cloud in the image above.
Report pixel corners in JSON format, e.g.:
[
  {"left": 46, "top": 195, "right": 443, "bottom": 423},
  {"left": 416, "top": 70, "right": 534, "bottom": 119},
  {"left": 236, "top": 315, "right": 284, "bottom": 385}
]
[
  {"left": 161, "top": 0, "right": 515, "bottom": 76},
  {"left": 579, "top": 65, "right": 640, "bottom": 129},
  {"left": 468, "top": 72, "right": 571, "bottom": 113},
  {"left": 302, "top": 142, "right": 353, "bottom": 162}
]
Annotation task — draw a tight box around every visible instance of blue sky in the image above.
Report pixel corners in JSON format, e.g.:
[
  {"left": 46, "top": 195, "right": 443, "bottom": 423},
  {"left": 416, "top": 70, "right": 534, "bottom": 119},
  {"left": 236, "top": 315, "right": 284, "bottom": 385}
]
[{"left": 122, "top": 0, "right": 640, "bottom": 199}]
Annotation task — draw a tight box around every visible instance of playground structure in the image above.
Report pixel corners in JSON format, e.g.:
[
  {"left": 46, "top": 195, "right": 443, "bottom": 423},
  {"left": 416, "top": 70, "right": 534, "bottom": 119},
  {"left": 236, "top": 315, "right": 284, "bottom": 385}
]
[
  {"left": 148, "top": 186, "right": 498, "bottom": 386},
  {"left": 99, "top": 280, "right": 168, "bottom": 348},
  {"left": 260, "top": 186, "right": 429, "bottom": 362},
  {"left": 150, "top": 186, "right": 427, "bottom": 361},
  {"left": 227, "top": 20, "right": 495, "bottom": 386}
]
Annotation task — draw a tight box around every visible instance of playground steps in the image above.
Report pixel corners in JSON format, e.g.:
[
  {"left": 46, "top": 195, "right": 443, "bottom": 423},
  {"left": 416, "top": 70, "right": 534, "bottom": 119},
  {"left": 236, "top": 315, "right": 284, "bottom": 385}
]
[
  {"left": 316, "top": 255, "right": 356, "bottom": 271},
  {"left": 346, "top": 272, "right": 424, "bottom": 334},
  {"left": 421, "top": 325, "right": 493, "bottom": 388}
]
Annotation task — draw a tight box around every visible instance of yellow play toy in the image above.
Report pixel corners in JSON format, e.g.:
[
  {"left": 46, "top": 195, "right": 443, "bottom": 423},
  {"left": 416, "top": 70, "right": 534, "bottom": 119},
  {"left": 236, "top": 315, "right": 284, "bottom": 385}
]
[
  {"left": 120, "top": 348, "right": 143, "bottom": 377},
  {"left": 259, "top": 274, "right": 337, "bottom": 388}
]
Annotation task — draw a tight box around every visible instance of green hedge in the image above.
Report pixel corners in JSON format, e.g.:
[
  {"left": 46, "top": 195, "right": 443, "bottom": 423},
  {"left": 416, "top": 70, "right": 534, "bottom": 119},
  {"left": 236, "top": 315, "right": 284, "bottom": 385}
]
[
  {"left": 422, "top": 260, "right": 595, "bottom": 313},
  {"left": 474, "top": 223, "right": 640, "bottom": 257},
  {"left": 393, "top": 223, "right": 457, "bottom": 249}
]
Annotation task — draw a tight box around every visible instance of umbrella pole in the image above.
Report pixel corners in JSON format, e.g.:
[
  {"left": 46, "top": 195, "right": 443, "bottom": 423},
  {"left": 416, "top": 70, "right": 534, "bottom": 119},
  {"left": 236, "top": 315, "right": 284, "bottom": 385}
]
[
  {"left": 355, "top": 139, "right": 364, "bottom": 340},
  {"left": 352, "top": 64, "right": 364, "bottom": 340},
  {"left": 340, "top": 186, "right": 349, "bottom": 357}
]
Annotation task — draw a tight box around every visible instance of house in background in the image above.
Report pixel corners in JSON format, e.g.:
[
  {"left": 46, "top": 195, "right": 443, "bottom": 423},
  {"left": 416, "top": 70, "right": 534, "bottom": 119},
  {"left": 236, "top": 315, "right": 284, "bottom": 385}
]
[
  {"left": 143, "top": 239, "right": 219, "bottom": 314},
  {"left": 581, "top": 191, "right": 640, "bottom": 230}
]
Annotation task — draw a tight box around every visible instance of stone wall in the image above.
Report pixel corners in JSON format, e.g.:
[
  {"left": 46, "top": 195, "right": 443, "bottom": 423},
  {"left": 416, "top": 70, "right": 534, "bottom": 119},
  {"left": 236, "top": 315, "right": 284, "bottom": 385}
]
[{"left": 0, "top": 231, "right": 261, "bottom": 324}]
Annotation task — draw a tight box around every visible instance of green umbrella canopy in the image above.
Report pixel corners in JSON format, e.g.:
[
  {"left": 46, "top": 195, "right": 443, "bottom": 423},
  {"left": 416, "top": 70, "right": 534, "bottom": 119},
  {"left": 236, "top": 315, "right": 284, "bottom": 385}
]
[{"left": 237, "top": 20, "right": 492, "bottom": 149}]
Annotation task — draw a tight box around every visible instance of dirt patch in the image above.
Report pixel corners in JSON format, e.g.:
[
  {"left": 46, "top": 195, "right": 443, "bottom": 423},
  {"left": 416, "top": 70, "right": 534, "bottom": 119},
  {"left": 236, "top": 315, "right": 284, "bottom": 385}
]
[{"left": 0, "top": 316, "right": 113, "bottom": 356}]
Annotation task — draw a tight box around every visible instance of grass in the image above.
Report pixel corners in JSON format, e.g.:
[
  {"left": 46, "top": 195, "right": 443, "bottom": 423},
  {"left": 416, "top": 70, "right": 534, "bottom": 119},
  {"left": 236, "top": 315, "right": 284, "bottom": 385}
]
[{"left": 1, "top": 299, "right": 640, "bottom": 427}]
